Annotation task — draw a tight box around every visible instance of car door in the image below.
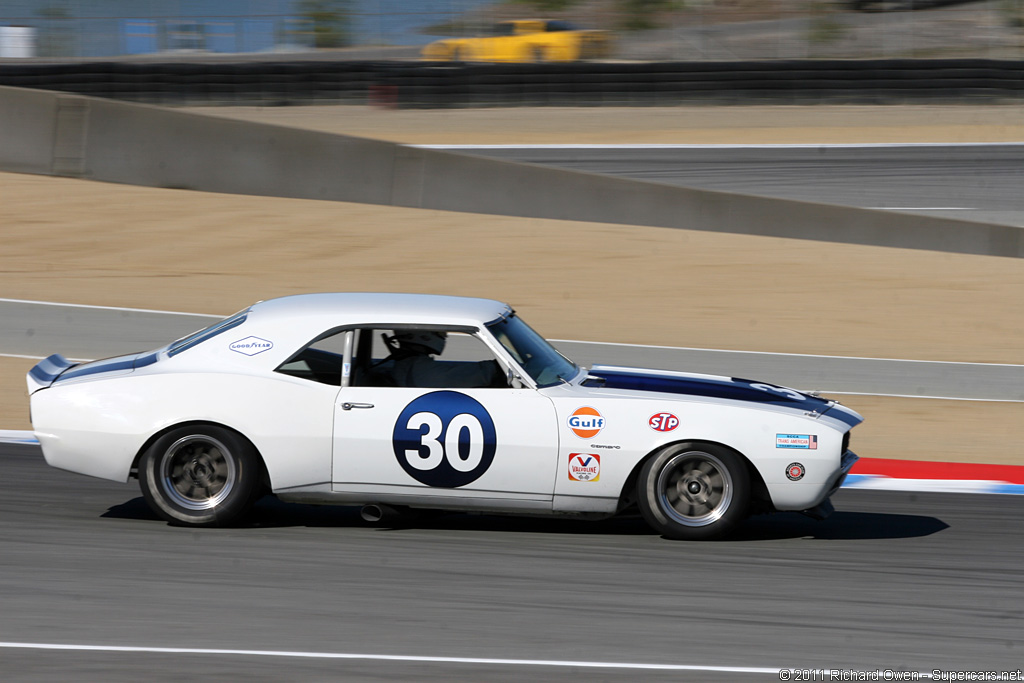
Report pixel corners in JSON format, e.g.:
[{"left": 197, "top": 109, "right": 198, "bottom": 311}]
[{"left": 331, "top": 328, "right": 559, "bottom": 509}]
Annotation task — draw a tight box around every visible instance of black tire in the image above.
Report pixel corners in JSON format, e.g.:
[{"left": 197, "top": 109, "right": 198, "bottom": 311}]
[
  {"left": 139, "top": 425, "right": 263, "bottom": 527},
  {"left": 637, "top": 442, "right": 750, "bottom": 540}
]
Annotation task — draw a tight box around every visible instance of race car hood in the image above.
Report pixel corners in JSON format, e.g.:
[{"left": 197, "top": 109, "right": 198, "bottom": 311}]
[
  {"left": 583, "top": 364, "right": 862, "bottom": 427},
  {"left": 26, "top": 351, "right": 159, "bottom": 394}
]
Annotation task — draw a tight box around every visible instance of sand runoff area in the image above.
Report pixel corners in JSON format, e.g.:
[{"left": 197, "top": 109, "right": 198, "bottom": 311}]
[{"left": 1, "top": 104, "right": 1021, "bottom": 465}]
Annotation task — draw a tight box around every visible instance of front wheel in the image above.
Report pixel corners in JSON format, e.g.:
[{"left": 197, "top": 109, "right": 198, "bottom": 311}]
[
  {"left": 637, "top": 443, "right": 750, "bottom": 540},
  {"left": 139, "top": 425, "right": 263, "bottom": 527}
]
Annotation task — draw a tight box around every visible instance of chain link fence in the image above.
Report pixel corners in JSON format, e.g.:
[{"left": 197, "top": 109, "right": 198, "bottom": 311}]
[{"left": 0, "top": 0, "right": 1021, "bottom": 60}]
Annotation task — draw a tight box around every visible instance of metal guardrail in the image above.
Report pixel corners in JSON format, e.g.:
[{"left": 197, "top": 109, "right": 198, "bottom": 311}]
[{"left": 1, "top": 59, "right": 1022, "bottom": 107}]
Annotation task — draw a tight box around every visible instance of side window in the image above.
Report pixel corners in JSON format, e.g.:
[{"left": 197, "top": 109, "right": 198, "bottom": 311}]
[
  {"left": 276, "top": 330, "right": 351, "bottom": 386},
  {"left": 353, "top": 328, "right": 509, "bottom": 389}
]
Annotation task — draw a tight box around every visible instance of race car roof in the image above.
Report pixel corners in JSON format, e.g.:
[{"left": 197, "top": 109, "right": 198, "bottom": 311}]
[{"left": 248, "top": 293, "right": 512, "bottom": 329}]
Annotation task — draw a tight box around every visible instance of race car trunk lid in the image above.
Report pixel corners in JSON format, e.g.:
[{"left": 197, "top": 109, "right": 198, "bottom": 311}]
[
  {"left": 585, "top": 364, "right": 862, "bottom": 428},
  {"left": 26, "top": 351, "right": 158, "bottom": 394}
]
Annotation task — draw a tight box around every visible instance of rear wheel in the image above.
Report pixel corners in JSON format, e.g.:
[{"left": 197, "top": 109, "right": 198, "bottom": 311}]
[
  {"left": 637, "top": 443, "right": 750, "bottom": 540},
  {"left": 139, "top": 425, "right": 262, "bottom": 527}
]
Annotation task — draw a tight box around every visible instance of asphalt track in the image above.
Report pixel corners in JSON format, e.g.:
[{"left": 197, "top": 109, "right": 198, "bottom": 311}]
[
  {"left": 3, "top": 143, "right": 1023, "bottom": 681},
  {"left": 2, "top": 298, "right": 1022, "bottom": 401},
  {"left": 429, "top": 144, "right": 1024, "bottom": 228},
  {"left": 2, "top": 441, "right": 1022, "bottom": 681}
]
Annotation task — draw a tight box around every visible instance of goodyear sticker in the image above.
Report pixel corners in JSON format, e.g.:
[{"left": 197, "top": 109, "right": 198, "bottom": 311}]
[
  {"left": 568, "top": 453, "right": 600, "bottom": 482},
  {"left": 776, "top": 434, "right": 817, "bottom": 449},
  {"left": 229, "top": 336, "right": 273, "bottom": 356},
  {"left": 567, "top": 406, "right": 605, "bottom": 439}
]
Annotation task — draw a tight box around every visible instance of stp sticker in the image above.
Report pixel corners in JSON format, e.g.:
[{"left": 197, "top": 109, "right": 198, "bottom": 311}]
[
  {"left": 649, "top": 412, "right": 679, "bottom": 432},
  {"left": 776, "top": 434, "right": 818, "bottom": 449},
  {"left": 393, "top": 391, "right": 497, "bottom": 488},
  {"left": 229, "top": 336, "right": 273, "bottom": 356},
  {"left": 567, "top": 406, "right": 605, "bottom": 439},
  {"left": 786, "top": 462, "right": 806, "bottom": 481},
  {"left": 568, "top": 453, "right": 601, "bottom": 482}
]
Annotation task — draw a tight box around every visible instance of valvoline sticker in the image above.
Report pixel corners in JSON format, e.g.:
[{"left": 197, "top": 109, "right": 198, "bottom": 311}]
[
  {"left": 567, "top": 406, "right": 605, "bottom": 438},
  {"left": 568, "top": 453, "right": 600, "bottom": 482}
]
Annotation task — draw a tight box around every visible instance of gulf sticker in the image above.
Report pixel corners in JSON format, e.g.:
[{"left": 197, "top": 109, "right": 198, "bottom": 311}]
[
  {"left": 568, "top": 453, "right": 600, "bottom": 482},
  {"left": 567, "top": 406, "right": 605, "bottom": 439},
  {"left": 776, "top": 434, "right": 818, "bottom": 450},
  {"left": 649, "top": 412, "right": 679, "bottom": 432}
]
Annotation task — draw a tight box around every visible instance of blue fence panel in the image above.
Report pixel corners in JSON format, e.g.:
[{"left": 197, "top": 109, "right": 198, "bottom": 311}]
[
  {"left": 121, "top": 19, "right": 157, "bottom": 55},
  {"left": 241, "top": 19, "right": 275, "bottom": 53},
  {"left": 205, "top": 20, "right": 238, "bottom": 53}
]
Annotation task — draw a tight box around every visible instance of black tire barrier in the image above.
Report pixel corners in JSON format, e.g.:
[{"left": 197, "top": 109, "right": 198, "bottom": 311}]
[{"left": 0, "top": 59, "right": 1021, "bottom": 106}]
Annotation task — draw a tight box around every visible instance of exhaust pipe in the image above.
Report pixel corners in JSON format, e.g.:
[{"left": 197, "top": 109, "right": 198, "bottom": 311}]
[{"left": 360, "top": 503, "right": 400, "bottom": 524}]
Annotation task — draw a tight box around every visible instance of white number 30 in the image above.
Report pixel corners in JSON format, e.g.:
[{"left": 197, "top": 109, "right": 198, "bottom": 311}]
[{"left": 405, "top": 412, "right": 485, "bottom": 472}]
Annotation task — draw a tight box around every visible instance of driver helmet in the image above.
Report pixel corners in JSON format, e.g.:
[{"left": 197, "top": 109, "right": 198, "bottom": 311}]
[{"left": 395, "top": 330, "right": 447, "bottom": 356}]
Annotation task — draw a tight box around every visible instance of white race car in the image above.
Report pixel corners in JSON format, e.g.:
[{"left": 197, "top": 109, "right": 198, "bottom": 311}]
[{"left": 27, "top": 293, "right": 861, "bottom": 540}]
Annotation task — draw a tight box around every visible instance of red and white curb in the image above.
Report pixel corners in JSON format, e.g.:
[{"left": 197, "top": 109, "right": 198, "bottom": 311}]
[
  {"left": 845, "top": 458, "right": 1024, "bottom": 495},
  {"left": 2, "top": 430, "right": 1021, "bottom": 495},
  {"left": 0, "top": 430, "right": 38, "bottom": 445}
]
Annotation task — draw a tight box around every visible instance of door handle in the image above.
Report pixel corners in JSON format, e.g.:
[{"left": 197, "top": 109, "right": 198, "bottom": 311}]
[{"left": 341, "top": 402, "right": 374, "bottom": 411}]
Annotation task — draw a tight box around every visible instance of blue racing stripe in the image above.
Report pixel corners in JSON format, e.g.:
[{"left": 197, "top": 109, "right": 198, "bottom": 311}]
[
  {"left": 57, "top": 357, "right": 137, "bottom": 381},
  {"left": 588, "top": 368, "right": 831, "bottom": 410}
]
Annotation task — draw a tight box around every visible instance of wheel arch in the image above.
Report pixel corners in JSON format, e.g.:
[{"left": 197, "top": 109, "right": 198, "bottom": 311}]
[
  {"left": 616, "top": 438, "right": 772, "bottom": 513},
  {"left": 130, "top": 420, "right": 270, "bottom": 490}
]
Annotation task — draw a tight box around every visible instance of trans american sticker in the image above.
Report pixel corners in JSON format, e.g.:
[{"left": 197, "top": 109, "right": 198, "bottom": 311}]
[{"left": 776, "top": 434, "right": 817, "bottom": 449}]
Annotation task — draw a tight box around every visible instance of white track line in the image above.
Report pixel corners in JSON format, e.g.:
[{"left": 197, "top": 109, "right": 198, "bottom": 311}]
[
  {"left": 0, "top": 352, "right": 94, "bottom": 362},
  {"left": 0, "top": 642, "right": 778, "bottom": 673},
  {"left": 5, "top": 298, "right": 1022, "bottom": 402},
  {"left": 4, "top": 297, "right": 1017, "bottom": 369},
  {"left": 412, "top": 142, "right": 1024, "bottom": 150},
  {"left": 552, "top": 338, "right": 1024, "bottom": 369},
  {"left": 867, "top": 207, "right": 976, "bottom": 211},
  {"left": 814, "top": 391, "right": 1024, "bottom": 403},
  {"left": 0, "top": 298, "right": 220, "bottom": 318}
]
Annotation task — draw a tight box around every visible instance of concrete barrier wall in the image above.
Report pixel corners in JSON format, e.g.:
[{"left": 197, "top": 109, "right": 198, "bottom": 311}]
[
  {"left": 1, "top": 85, "right": 1021, "bottom": 259},
  {"left": 0, "top": 87, "right": 58, "bottom": 173}
]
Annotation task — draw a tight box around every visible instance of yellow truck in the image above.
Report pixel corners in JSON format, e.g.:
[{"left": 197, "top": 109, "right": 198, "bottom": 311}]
[{"left": 421, "top": 20, "right": 612, "bottom": 63}]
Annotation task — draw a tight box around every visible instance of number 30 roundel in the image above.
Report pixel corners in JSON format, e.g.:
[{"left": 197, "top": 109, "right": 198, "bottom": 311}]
[{"left": 393, "top": 391, "right": 497, "bottom": 488}]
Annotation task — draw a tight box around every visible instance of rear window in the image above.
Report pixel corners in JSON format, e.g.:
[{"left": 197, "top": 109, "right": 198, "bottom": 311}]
[{"left": 167, "top": 309, "right": 249, "bottom": 357}]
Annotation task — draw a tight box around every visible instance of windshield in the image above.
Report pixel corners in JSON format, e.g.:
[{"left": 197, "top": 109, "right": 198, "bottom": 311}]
[
  {"left": 167, "top": 308, "right": 249, "bottom": 357},
  {"left": 487, "top": 315, "right": 578, "bottom": 388}
]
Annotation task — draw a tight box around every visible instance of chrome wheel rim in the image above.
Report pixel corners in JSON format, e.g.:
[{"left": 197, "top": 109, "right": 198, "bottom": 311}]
[
  {"left": 159, "top": 435, "right": 236, "bottom": 511},
  {"left": 656, "top": 451, "right": 733, "bottom": 527}
]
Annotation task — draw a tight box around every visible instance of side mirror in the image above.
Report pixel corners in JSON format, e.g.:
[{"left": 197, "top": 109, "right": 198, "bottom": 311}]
[{"left": 507, "top": 367, "right": 525, "bottom": 389}]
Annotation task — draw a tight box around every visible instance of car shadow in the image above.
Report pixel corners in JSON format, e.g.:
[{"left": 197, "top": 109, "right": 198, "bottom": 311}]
[
  {"left": 103, "top": 495, "right": 947, "bottom": 540},
  {"left": 731, "top": 510, "right": 949, "bottom": 541}
]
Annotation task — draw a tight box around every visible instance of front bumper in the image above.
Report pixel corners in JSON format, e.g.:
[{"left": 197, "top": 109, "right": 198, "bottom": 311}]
[
  {"left": 830, "top": 450, "right": 860, "bottom": 497},
  {"left": 800, "top": 450, "right": 859, "bottom": 520}
]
